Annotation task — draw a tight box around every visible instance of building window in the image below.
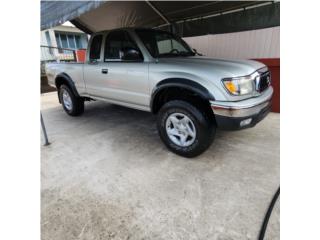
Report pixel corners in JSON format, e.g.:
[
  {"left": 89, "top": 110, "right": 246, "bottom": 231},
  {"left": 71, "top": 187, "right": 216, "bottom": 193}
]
[
  {"left": 60, "top": 34, "right": 68, "bottom": 48},
  {"left": 75, "top": 35, "right": 82, "bottom": 49},
  {"left": 55, "top": 32, "right": 86, "bottom": 50},
  {"left": 67, "top": 35, "right": 75, "bottom": 49}
]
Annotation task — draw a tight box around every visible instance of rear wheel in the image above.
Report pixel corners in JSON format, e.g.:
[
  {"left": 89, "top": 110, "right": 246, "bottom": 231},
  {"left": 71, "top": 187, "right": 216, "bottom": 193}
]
[
  {"left": 157, "top": 100, "right": 216, "bottom": 158},
  {"left": 59, "top": 85, "right": 84, "bottom": 116}
]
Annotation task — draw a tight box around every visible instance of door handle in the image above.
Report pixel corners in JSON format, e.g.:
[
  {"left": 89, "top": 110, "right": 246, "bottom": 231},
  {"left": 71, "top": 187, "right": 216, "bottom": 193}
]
[{"left": 101, "top": 69, "right": 108, "bottom": 74}]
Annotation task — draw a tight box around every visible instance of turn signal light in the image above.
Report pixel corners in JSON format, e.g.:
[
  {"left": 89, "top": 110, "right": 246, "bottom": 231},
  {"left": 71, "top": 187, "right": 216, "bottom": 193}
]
[{"left": 224, "top": 81, "right": 237, "bottom": 94}]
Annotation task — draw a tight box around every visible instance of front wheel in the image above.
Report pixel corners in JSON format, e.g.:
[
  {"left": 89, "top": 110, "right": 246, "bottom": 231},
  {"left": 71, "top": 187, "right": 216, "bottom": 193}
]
[
  {"left": 59, "top": 85, "right": 84, "bottom": 116},
  {"left": 157, "top": 100, "right": 216, "bottom": 158}
]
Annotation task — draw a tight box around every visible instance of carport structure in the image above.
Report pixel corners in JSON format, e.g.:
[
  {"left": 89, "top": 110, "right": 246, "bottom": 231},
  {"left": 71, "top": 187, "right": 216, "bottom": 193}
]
[
  {"left": 41, "top": 1, "right": 279, "bottom": 35},
  {"left": 41, "top": 1, "right": 280, "bottom": 240}
]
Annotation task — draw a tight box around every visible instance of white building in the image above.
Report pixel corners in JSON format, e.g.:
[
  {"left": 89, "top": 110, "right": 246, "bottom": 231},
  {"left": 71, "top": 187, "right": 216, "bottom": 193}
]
[{"left": 40, "top": 24, "right": 88, "bottom": 62}]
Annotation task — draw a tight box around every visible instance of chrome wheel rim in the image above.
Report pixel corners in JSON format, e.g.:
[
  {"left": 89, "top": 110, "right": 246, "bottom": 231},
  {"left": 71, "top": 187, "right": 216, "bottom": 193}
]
[
  {"left": 165, "top": 113, "right": 196, "bottom": 147},
  {"left": 62, "top": 90, "right": 73, "bottom": 111}
]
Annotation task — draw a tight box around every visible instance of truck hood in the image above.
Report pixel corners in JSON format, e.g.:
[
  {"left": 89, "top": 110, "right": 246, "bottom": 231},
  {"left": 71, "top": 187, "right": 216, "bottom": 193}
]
[{"left": 157, "top": 56, "right": 265, "bottom": 78}]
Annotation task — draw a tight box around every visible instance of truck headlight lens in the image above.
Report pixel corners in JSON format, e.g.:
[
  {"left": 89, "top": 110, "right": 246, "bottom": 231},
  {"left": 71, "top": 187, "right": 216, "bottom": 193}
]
[{"left": 222, "top": 75, "right": 256, "bottom": 95}]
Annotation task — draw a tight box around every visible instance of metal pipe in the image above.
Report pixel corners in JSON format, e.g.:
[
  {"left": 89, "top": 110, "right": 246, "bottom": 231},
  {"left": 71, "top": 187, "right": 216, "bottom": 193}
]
[
  {"left": 145, "top": 1, "right": 170, "bottom": 25},
  {"left": 41, "top": 113, "right": 50, "bottom": 146}
]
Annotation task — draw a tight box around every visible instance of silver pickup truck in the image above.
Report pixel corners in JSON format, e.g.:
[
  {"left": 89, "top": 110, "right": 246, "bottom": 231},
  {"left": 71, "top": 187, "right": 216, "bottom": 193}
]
[{"left": 46, "top": 28, "right": 273, "bottom": 157}]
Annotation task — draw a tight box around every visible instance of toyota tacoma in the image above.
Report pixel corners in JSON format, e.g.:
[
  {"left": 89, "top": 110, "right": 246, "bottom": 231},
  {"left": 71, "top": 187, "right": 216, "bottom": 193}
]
[{"left": 46, "top": 28, "right": 273, "bottom": 157}]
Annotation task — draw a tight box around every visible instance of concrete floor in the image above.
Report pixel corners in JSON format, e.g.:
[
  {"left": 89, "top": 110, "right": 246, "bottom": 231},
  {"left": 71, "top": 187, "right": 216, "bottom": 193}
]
[{"left": 41, "top": 92, "right": 280, "bottom": 240}]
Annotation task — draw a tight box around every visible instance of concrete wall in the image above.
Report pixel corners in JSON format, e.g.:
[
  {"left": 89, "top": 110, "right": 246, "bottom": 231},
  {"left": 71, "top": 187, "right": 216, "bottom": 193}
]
[{"left": 184, "top": 26, "right": 280, "bottom": 59}]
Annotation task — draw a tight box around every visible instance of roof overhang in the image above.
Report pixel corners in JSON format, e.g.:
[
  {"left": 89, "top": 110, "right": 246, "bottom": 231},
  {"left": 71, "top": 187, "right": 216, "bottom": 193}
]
[{"left": 41, "top": 1, "right": 280, "bottom": 37}]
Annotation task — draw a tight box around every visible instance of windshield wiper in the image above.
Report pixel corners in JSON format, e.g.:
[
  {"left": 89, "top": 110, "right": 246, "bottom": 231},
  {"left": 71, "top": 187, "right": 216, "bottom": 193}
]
[{"left": 176, "top": 52, "right": 195, "bottom": 56}]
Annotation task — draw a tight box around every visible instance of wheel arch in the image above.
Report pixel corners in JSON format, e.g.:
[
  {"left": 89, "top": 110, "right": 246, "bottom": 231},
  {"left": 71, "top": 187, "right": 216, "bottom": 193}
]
[
  {"left": 55, "top": 73, "right": 80, "bottom": 102},
  {"left": 150, "top": 78, "right": 215, "bottom": 114}
]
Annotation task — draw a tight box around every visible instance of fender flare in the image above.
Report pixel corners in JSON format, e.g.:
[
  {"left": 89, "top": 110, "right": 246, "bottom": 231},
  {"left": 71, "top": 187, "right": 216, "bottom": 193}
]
[
  {"left": 150, "top": 78, "right": 215, "bottom": 113},
  {"left": 55, "top": 73, "right": 80, "bottom": 98}
]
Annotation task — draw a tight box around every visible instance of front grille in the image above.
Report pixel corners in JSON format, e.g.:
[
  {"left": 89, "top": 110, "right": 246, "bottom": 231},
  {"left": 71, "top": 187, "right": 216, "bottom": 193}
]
[{"left": 257, "top": 71, "right": 271, "bottom": 92}]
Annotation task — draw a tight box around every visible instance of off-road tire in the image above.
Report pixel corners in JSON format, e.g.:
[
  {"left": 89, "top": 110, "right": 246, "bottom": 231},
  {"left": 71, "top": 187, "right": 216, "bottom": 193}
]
[
  {"left": 157, "top": 100, "right": 216, "bottom": 158},
  {"left": 59, "top": 84, "right": 84, "bottom": 116}
]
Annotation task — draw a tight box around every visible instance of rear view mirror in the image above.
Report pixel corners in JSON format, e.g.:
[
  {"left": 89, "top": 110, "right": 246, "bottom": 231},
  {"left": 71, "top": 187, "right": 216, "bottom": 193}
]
[{"left": 121, "top": 47, "right": 143, "bottom": 61}]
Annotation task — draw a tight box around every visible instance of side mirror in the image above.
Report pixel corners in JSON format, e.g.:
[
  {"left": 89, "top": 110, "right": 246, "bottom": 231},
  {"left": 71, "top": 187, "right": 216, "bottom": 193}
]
[{"left": 121, "top": 47, "right": 143, "bottom": 61}]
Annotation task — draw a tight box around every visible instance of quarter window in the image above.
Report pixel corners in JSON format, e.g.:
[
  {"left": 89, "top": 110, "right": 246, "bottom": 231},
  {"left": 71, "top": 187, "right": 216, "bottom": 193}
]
[{"left": 89, "top": 35, "right": 103, "bottom": 61}]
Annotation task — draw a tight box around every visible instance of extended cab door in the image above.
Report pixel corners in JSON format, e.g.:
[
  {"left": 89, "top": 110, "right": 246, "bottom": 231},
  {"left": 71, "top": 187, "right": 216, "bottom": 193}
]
[
  {"left": 84, "top": 30, "right": 149, "bottom": 108},
  {"left": 83, "top": 34, "right": 105, "bottom": 97}
]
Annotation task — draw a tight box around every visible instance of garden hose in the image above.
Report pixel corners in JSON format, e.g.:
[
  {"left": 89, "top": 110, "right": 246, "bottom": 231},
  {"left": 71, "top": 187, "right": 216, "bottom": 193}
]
[{"left": 258, "top": 186, "right": 280, "bottom": 240}]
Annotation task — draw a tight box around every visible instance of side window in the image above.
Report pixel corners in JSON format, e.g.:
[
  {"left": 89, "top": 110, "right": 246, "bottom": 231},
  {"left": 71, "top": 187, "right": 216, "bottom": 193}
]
[
  {"left": 89, "top": 35, "right": 102, "bottom": 61},
  {"left": 104, "top": 31, "right": 140, "bottom": 61}
]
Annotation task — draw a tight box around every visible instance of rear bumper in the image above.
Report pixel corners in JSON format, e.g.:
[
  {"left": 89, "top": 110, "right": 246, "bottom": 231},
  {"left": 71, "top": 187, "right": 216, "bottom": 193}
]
[{"left": 210, "top": 87, "right": 273, "bottom": 130}]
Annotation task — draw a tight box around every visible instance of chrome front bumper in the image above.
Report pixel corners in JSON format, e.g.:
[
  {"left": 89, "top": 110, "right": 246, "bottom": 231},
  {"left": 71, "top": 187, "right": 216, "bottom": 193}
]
[{"left": 210, "top": 87, "right": 273, "bottom": 130}]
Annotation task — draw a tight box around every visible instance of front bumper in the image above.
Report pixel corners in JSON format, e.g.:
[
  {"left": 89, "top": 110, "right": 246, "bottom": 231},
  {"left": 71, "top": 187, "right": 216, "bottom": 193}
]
[{"left": 210, "top": 87, "right": 273, "bottom": 130}]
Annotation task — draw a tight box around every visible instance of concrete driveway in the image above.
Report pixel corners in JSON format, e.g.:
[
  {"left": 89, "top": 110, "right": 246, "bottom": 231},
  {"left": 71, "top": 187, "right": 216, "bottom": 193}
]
[{"left": 41, "top": 92, "right": 279, "bottom": 240}]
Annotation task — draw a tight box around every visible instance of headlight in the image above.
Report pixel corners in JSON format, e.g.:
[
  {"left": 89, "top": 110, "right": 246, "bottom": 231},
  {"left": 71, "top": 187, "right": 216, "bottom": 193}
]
[{"left": 222, "top": 74, "right": 257, "bottom": 96}]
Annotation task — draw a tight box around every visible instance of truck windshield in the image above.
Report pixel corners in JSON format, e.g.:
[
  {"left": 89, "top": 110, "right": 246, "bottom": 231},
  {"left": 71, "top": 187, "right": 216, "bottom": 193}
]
[{"left": 136, "top": 29, "right": 195, "bottom": 58}]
